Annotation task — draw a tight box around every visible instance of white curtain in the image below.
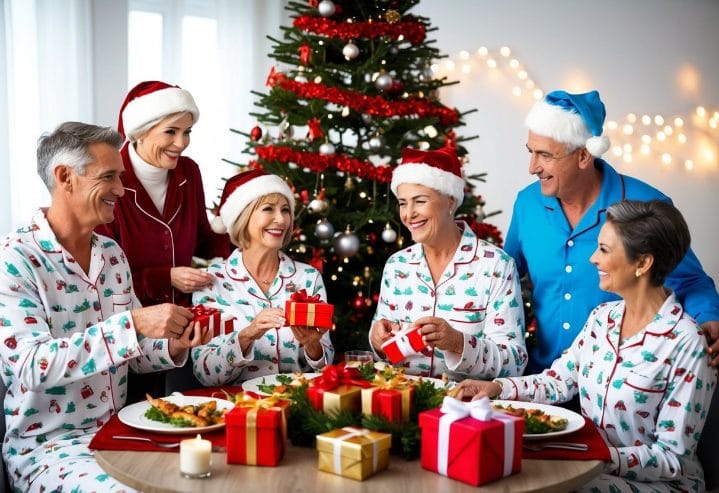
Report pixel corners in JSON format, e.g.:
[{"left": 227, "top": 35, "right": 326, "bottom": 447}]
[{"left": 0, "top": 0, "right": 93, "bottom": 233}]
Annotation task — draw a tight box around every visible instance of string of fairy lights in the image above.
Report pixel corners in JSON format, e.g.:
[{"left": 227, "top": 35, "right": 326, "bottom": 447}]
[{"left": 431, "top": 46, "right": 719, "bottom": 173}]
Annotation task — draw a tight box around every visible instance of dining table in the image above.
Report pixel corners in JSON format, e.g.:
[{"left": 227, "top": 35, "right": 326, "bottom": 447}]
[{"left": 94, "top": 444, "right": 603, "bottom": 493}]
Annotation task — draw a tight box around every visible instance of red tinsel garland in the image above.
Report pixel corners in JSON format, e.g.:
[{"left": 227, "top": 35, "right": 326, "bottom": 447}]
[
  {"left": 254, "top": 145, "right": 394, "bottom": 183},
  {"left": 293, "top": 15, "right": 426, "bottom": 45},
  {"left": 269, "top": 75, "right": 459, "bottom": 126}
]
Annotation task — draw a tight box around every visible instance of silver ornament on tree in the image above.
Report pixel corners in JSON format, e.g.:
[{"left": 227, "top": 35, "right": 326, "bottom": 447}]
[
  {"left": 342, "top": 41, "right": 359, "bottom": 60},
  {"left": 314, "top": 219, "right": 335, "bottom": 240},
  {"left": 374, "top": 72, "right": 393, "bottom": 91},
  {"left": 318, "top": 0, "right": 336, "bottom": 17},
  {"left": 308, "top": 188, "right": 329, "bottom": 214},
  {"left": 318, "top": 141, "right": 335, "bottom": 155},
  {"left": 418, "top": 66, "right": 434, "bottom": 83},
  {"left": 279, "top": 117, "right": 293, "bottom": 139},
  {"left": 334, "top": 227, "right": 360, "bottom": 257},
  {"left": 381, "top": 223, "right": 397, "bottom": 243},
  {"left": 361, "top": 113, "right": 373, "bottom": 125},
  {"left": 369, "top": 134, "right": 385, "bottom": 152}
]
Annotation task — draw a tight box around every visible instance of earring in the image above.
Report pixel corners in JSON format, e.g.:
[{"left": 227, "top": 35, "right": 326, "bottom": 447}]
[{"left": 635, "top": 270, "right": 642, "bottom": 278}]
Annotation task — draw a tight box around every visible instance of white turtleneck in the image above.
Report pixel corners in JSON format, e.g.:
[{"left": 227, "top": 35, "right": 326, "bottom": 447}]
[{"left": 129, "top": 143, "right": 169, "bottom": 214}]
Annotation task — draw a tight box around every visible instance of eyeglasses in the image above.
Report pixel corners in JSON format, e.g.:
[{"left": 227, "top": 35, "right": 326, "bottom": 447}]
[{"left": 526, "top": 146, "right": 579, "bottom": 165}]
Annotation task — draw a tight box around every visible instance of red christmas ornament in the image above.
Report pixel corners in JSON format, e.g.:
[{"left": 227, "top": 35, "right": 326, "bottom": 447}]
[
  {"left": 309, "top": 248, "right": 324, "bottom": 273},
  {"left": 265, "top": 66, "right": 286, "bottom": 86},
  {"left": 352, "top": 293, "right": 367, "bottom": 311},
  {"left": 388, "top": 80, "right": 404, "bottom": 94},
  {"left": 299, "top": 44, "right": 312, "bottom": 65},
  {"left": 300, "top": 189, "right": 310, "bottom": 204},
  {"left": 250, "top": 125, "right": 262, "bottom": 141},
  {"left": 307, "top": 117, "right": 324, "bottom": 140}
]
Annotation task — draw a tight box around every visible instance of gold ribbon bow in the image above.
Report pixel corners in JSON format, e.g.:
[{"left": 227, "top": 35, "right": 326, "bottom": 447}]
[{"left": 234, "top": 392, "right": 288, "bottom": 465}]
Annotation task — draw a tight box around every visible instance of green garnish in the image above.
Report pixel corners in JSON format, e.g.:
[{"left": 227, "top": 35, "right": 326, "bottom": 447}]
[{"left": 144, "top": 406, "right": 193, "bottom": 427}]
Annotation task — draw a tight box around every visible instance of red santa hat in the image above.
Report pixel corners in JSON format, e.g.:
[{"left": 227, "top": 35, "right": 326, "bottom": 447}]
[
  {"left": 118, "top": 80, "right": 200, "bottom": 141},
  {"left": 211, "top": 169, "right": 295, "bottom": 234},
  {"left": 390, "top": 144, "right": 465, "bottom": 206}
]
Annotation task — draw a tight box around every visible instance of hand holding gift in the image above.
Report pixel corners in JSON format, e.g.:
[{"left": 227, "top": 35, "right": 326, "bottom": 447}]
[
  {"left": 380, "top": 322, "right": 427, "bottom": 364},
  {"left": 190, "top": 304, "right": 236, "bottom": 338}
]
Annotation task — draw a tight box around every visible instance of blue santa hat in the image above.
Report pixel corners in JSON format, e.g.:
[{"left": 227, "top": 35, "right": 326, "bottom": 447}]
[{"left": 525, "top": 90, "right": 611, "bottom": 157}]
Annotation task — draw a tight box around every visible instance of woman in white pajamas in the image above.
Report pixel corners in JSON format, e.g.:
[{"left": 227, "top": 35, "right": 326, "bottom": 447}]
[
  {"left": 191, "top": 170, "right": 333, "bottom": 385},
  {"left": 454, "top": 200, "right": 717, "bottom": 493},
  {"left": 369, "top": 145, "right": 527, "bottom": 380}
]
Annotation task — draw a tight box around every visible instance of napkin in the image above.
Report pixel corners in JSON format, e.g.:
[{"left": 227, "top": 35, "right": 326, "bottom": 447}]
[
  {"left": 88, "top": 386, "right": 242, "bottom": 453},
  {"left": 522, "top": 417, "right": 611, "bottom": 461}
]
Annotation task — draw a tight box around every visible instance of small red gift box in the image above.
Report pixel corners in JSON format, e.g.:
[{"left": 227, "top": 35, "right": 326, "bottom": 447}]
[
  {"left": 307, "top": 364, "right": 371, "bottom": 415},
  {"left": 226, "top": 394, "right": 289, "bottom": 466},
  {"left": 361, "top": 374, "right": 415, "bottom": 423},
  {"left": 191, "top": 305, "right": 235, "bottom": 337},
  {"left": 419, "top": 397, "right": 523, "bottom": 486},
  {"left": 381, "top": 325, "right": 426, "bottom": 364},
  {"left": 285, "top": 289, "right": 334, "bottom": 330}
]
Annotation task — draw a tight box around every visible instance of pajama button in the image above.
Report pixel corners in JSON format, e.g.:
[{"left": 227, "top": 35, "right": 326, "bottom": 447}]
[
  {"left": 562, "top": 322, "right": 570, "bottom": 330},
  {"left": 564, "top": 293, "right": 572, "bottom": 300},
  {"left": 565, "top": 265, "right": 572, "bottom": 273},
  {"left": 567, "top": 240, "right": 574, "bottom": 247}
]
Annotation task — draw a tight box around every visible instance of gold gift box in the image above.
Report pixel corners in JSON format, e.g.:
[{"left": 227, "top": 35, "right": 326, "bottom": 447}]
[
  {"left": 316, "top": 427, "right": 392, "bottom": 480},
  {"left": 308, "top": 384, "right": 362, "bottom": 415}
]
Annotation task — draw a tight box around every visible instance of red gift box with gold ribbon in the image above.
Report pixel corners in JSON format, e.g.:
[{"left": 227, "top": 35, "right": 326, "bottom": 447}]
[
  {"left": 419, "top": 397, "right": 523, "bottom": 486},
  {"left": 307, "top": 363, "right": 372, "bottom": 415},
  {"left": 226, "top": 393, "right": 289, "bottom": 466},
  {"left": 380, "top": 325, "right": 426, "bottom": 364},
  {"left": 191, "top": 305, "right": 235, "bottom": 338},
  {"left": 285, "top": 289, "right": 334, "bottom": 330},
  {"left": 361, "top": 373, "right": 415, "bottom": 423}
]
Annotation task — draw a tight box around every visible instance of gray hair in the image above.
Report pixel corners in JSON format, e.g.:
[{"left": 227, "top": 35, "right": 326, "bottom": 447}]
[
  {"left": 605, "top": 199, "right": 690, "bottom": 287},
  {"left": 37, "top": 122, "right": 123, "bottom": 191}
]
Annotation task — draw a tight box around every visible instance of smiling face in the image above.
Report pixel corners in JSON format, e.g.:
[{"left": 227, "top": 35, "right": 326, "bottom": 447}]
[
  {"left": 134, "top": 112, "right": 193, "bottom": 169},
  {"left": 246, "top": 194, "right": 292, "bottom": 250},
  {"left": 589, "top": 221, "right": 642, "bottom": 296},
  {"left": 396, "top": 183, "right": 455, "bottom": 246},
  {"left": 526, "top": 131, "right": 585, "bottom": 199},
  {"left": 68, "top": 142, "right": 125, "bottom": 227}
]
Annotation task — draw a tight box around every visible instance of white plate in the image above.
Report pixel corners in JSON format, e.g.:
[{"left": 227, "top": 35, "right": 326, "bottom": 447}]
[
  {"left": 118, "top": 395, "right": 235, "bottom": 435},
  {"left": 241, "top": 373, "right": 321, "bottom": 396},
  {"left": 491, "top": 400, "right": 585, "bottom": 440}
]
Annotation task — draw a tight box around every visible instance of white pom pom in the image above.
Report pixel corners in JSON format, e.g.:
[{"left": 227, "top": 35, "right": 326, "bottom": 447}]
[
  {"left": 586, "top": 135, "right": 610, "bottom": 157},
  {"left": 210, "top": 215, "right": 227, "bottom": 234}
]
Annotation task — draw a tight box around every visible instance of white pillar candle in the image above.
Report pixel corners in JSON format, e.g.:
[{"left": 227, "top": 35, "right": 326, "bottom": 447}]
[{"left": 180, "top": 434, "right": 212, "bottom": 478}]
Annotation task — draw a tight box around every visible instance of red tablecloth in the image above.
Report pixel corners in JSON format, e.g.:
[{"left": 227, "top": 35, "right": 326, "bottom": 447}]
[
  {"left": 522, "top": 417, "right": 611, "bottom": 461},
  {"left": 89, "top": 386, "right": 243, "bottom": 453}
]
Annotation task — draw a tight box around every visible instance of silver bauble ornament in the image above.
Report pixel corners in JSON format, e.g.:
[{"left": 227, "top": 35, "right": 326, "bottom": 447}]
[
  {"left": 279, "top": 119, "right": 293, "bottom": 139},
  {"left": 418, "top": 67, "right": 433, "bottom": 82},
  {"left": 295, "top": 74, "right": 308, "bottom": 83},
  {"left": 342, "top": 42, "right": 359, "bottom": 60},
  {"left": 374, "top": 73, "right": 393, "bottom": 91},
  {"left": 334, "top": 229, "right": 360, "bottom": 257},
  {"left": 314, "top": 219, "right": 335, "bottom": 240},
  {"left": 318, "top": 142, "right": 335, "bottom": 155},
  {"left": 308, "top": 198, "right": 329, "bottom": 215},
  {"left": 388, "top": 46, "right": 399, "bottom": 56},
  {"left": 318, "top": 0, "right": 336, "bottom": 17},
  {"left": 361, "top": 113, "right": 373, "bottom": 125},
  {"left": 381, "top": 224, "right": 397, "bottom": 243},
  {"left": 369, "top": 135, "right": 385, "bottom": 152}
]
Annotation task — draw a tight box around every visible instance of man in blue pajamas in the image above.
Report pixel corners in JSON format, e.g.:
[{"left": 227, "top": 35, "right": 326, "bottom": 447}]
[{"left": 504, "top": 89, "right": 719, "bottom": 374}]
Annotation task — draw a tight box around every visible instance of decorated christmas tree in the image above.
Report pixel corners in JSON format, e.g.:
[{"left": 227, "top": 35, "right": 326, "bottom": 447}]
[{"left": 224, "top": 0, "right": 502, "bottom": 354}]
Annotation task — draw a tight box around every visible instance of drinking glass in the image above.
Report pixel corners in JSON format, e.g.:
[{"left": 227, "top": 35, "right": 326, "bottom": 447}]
[{"left": 344, "top": 350, "right": 374, "bottom": 368}]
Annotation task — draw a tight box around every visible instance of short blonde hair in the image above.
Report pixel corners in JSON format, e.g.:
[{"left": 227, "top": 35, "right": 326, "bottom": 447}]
[{"left": 230, "top": 193, "right": 294, "bottom": 250}]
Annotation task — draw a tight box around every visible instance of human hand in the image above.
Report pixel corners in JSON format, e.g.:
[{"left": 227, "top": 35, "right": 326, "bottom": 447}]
[
  {"left": 237, "top": 308, "right": 285, "bottom": 354},
  {"left": 290, "top": 325, "right": 324, "bottom": 360},
  {"left": 452, "top": 379, "right": 502, "bottom": 401},
  {"left": 170, "top": 266, "right": 214, "bottom": 293},
  {"left": 369, "top": 319, "right": 397, "bottom": 353},
  {"left": 701, "top": 320, "right": 719, "bottom": 367},
  {"left": 168, "top": 321, "right": 212, "bottom": 361},
  {"left": 130, "top": 304, "right": 193, "bottom": 340},
  {"left": 414, "top": 316, "right": 463, "bottom": 354}
]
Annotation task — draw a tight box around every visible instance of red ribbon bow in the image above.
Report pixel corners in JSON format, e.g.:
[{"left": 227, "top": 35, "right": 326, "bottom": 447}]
[
  {"left": 191, "top": 305, "right": 218, "bottom": 317},
  {"left": 289, "top": 289, "right": 321, "bottom": 303},
  {"left": 311, "top": 363, "right": 373, "bottom": 390}
]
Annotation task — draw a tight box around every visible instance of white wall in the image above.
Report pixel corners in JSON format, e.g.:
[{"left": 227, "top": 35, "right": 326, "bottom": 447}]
[{"left": 413, "top": 0, "right": 719, "bottom": 282}]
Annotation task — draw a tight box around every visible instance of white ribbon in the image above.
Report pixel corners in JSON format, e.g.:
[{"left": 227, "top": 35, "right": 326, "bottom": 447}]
[
  {"left": 332, "top": 427, "right": 378, "bottom": 474},
  {"left": 436, "top": 396, "right": 515, "bottom": 477}
]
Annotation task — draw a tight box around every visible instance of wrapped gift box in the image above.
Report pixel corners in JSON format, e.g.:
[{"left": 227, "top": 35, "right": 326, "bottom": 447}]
[
  {"left": 308, "top": 383, "right": 362, "bottom": 415},
  {"left": 381, "top": 325, "right": 426, "bottom": 364},
  {"left": 191, "top": 305, "right": 235, "bottom": 338},
  {"left": 226, "top": 395, "right": 289, "bottom": 466},
  {"left": 361, "top": 380, "right": 415, "bottom": 423},
  {"left": 316, "top": 427, "right": 392, "bottom": 480},
  {"left": 285, "top": 289, "right": 334, "bottom": 330},
  {"left": 419, "top": 397, "right": 523, "bottom": 486}
]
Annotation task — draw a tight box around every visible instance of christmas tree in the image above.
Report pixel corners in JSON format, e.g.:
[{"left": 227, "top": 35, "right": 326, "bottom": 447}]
[{"left": 224, "top": 0, "right": 502, "bottom": 354}]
